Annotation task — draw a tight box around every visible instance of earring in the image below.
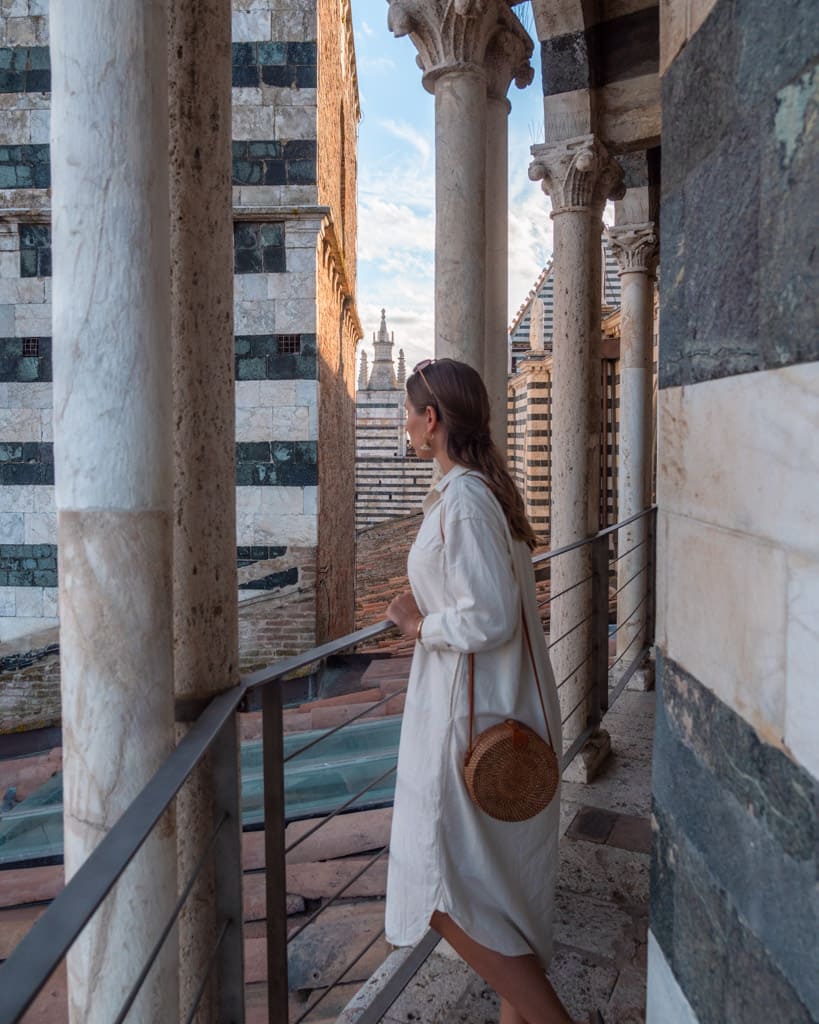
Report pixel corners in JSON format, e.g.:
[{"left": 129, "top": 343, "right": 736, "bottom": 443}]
[{"left": 420, "top": 432, "right": 433, "bottom": 451}]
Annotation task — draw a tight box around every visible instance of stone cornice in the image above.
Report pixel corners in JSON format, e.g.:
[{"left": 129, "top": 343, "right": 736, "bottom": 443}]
[
  {"left": 387, "top": 0, "right": 534, "bottom": 96},
  {"left": 605, "top": 222, "right": 658, "bottom": 275},
  {"left": 528, "top": 135, "right": 625, "bottom": 214}
]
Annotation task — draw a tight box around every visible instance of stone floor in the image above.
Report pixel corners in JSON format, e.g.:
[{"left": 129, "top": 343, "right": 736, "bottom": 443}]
[{"left": 369, "top": 689, "right": 655, "bottom": 1024}]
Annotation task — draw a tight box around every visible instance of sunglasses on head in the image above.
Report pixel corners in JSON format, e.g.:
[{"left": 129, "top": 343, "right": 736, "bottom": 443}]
[{"left": 412, "top": 358, "right": 439, "bottom": 404}]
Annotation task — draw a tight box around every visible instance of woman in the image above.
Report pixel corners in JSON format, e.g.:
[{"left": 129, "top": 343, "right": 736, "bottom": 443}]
[{"left": 385, "top": 359, "right": 602, "bottom": 1024}]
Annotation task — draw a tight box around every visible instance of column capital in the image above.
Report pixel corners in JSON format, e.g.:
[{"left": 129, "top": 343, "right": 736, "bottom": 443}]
[
  {"left": 605, "top": 222, "right": 659, "bottom": 274},
  {"left": 387, "top": 0, "right": 534, "bottom": 95},
  {"left": 528, "top": 136, "right": 625, "bottom": 214}
]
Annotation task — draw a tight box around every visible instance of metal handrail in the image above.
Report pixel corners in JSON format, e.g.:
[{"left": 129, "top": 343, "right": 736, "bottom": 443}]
[{"left": 0, "top": 505, "right": 657, "bottom": 1024}]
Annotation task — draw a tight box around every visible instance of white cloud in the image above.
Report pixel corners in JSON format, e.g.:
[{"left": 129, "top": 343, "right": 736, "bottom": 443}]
[
  {"left": 358, "top": 55, "right": 396, "bottom": 74},
  {"left": 378, "top": 118, "right": 432, "bottom": 165},
  {"left": 360, "top": 20, "right": 375, "bottom": 36}
]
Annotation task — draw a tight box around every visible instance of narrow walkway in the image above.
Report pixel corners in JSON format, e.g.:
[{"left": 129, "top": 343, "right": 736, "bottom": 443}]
[{"left": 375, "top": 689, "right": 654, "bottom": 1024}]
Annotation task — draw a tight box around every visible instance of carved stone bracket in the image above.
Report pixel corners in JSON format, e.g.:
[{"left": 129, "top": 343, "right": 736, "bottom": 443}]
[
  {"left": 529, "top": 136, "right": 626, "bottom": 214},
  {"left": 387, "top": 0, "right": 533, "bottom": 95},
  {"left": 605, "top": 222, "right": 659, "bottom": 275}
]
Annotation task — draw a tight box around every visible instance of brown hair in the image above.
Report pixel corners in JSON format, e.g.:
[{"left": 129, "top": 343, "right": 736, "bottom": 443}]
[{"left": 407, "top": 358, "right": 538, "bottom": 549}]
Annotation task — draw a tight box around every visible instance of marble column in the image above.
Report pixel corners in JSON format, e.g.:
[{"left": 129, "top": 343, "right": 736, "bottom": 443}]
[
  {"left": 51, "top": 2, "right": 178, "bottom": 1021},
  {"left": 388, "top": 0, "right": 533, "bottom": 386},
  {"left": 605, "top": 221, "right": 658, "bottom": 668},
  {"left": 529, "top": 137, "right": 624, "bottom": 774},
  {"left": 484, "top": 32, "right": 534, "bottom": 452},
  {"left": 168, "top": 2, "right": 241, "bottom": 1021}
]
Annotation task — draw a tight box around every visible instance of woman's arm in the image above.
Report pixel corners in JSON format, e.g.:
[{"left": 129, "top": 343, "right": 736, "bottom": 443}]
[{"left": 417, "top": 510, "right": 520, "bottom": 653}]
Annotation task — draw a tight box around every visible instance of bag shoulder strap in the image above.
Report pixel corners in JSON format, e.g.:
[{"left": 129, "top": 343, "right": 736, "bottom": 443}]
[{"left": 438, "top": 473, "right": 554, "bottom": 754}]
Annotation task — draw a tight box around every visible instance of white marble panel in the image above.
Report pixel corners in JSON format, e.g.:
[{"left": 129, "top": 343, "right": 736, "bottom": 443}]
[
  {"left": 262, "top": 85, "right": 317, "bottom": 108},
  {"left": 30, "top": 108, "right": 49, "bottom": 144},
  {"left": 0, "top": 305, "right": 13, "bottom": 333},
  {"left": 42, "top": 586, "right": 58, "bottom": 617},
  {"left": 267, "top": 270, "right": 314, "bottom": 302},
  {"left": 24, "top": 511, "right": 56, "bottom": 544},
  {"left": 5, "top": 382, "right": 51, "bottom": 408},
  {"left": 270, "top": 5, "right": 315, "bottom": 40},
  {"left": 234, "top": 298, "right": 276, "bottom": 335},
  {"left": 658, "top": 363, "right": 819, "bottom": 557},
  {"left": 657, "top": 509, "right": 788, "bottom": 741},
  {"left": 307, "top": 401, "right": 317, "bottom": 438},
  {"left": 0, "top": 486, "right": 35, "bottom": 512},
  {"left": 29, "top": 0, "right": 49, "bottom": 15},
  {"left": 0, "top": 406, "right": 41, "bottom": 440},
  {"left": 0, "top": 614, "right": 58, "bottom": 641},
  {"left": 274, "top": 105, "right": 317, "bottom": 141},
  {"left": 303, "top": 486, "right": 317, "bottom": 516},
  {"left": 0, "top": 108, "right": 30, "bottom": 144},
  {"left": 41, "top": 413, "right": 53, "bottom": 442},
  {"left": 235, "top": 380, "right": 261, "bottom": 409},
  {"left": 284, "top": 244, "right": 317, "bottom": 273},
  {"left": 236, "top": 404, "right": 273, "bottom": 440},
  {"left": 0, "top": 227, "right": 18, "bottom": 251},
  {"left": 233, "top": 273, "right": 268, "bottom": 301},
  {"left": 257, "top": 486, "right": 305, "bottom": 515},
  {"left": 295, "top": 380, "right": 317, "bottom": 407},
  {"left": 275, "top": 298, "right": 315, "bottom": 333},
  {"left": 252, "top": 512, "right": 316, "bottom": 546},
  {"left": 15, "top": 301, "right": 51, "bottom": 336},
  {"left": 232, "top": 0, "right": 274, "bottom": 11},
  {"left": 646, "top": 932, "right": 699, "bottom": 1024},
  {"left": 232, "top": 104, "right": 277, "bottom": 140},
  {"left": 0, "top": 251, "right": 19, "bottom": 278},
  {"left": 285, "top": 221, "right": 322, "bottom": 244},
  {"left": 784, "top": 554, "right": 819, "bottom": 779},
  {"left": 33, "top": 486, "right": 55, "bottom": 513},
  {"left": 15, "top": 585, "right": 43, "bottom": 617},
  {"left": 0, "top": 513, "right": 24, "bottom": 543},
  {"left": 271, "top": 404, "right": 310, "bottom": 439},
  {"left": 230, "top": 9, "right": 270, "bottom": 42},
  {"left": 232, "top": 87, "right": 263, "bottom": 107},
  {"left": 257, "top": 380, "right": 297, "bottom": 408},
  {"left": 4, "top": 1, "right": 28, "bottom": 17},
  {"left": 0, "top": 277, "right": 46, "bottom": 303},
  {"left": 0, "top": 587, "right": 15, "bottom": 616}
]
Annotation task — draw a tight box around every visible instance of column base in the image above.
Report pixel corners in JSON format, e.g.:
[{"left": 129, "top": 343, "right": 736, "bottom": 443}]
[
  {"left": 562, "top": 728, "right": 612, "bottom": 784},
  {"left": 626, "top": 664, "right": 655, "bottom": 692}
]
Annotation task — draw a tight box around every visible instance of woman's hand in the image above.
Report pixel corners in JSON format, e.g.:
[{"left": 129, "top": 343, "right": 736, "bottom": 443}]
[{"left": 386, "top": 592, "right": 423, "bottom": 638}]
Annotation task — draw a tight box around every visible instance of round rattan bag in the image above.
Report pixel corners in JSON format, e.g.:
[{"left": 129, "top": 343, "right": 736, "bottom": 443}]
[{"left": 463, "top": 718, "right": 559, "bottom": 822}]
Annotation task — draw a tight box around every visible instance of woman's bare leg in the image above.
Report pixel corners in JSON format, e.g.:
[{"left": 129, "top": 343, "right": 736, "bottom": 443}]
[{"left": 430, "top": 911, "right": 578, "bottom": 1024}]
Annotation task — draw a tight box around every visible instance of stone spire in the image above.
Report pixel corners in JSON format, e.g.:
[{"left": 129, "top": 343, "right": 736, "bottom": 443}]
[
  {"left": 367, "top": 308, "right": 398, "bottom": 390},
  {"left": 358, "top": 349, "right": 368, "bottom": 390},
  {"left": 397, "top": 348, "right": 406, "bottom": 386}
]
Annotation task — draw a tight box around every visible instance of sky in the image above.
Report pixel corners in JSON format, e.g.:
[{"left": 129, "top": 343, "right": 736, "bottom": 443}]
[{"left": 350, "top": 0, "right": 556, "bottom": 374}]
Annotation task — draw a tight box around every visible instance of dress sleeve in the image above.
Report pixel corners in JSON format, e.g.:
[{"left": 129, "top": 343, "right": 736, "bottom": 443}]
[{"left": 419, "top": 509, "right": 520, "bottom": 653}]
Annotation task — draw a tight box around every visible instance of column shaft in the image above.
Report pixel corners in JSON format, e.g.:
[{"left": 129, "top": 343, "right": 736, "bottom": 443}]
[
  {"left": 168, "top": 1, "right": 241, "bottom": 1020},
  {"left": 434, "top": 69, "right": 486, "bottom": 368},
  {"left": 484, "top": 95, "right": 509, "bottom": 452},
  {"left": 51, "top": 1, "right": 178, "bottom": 1020}
]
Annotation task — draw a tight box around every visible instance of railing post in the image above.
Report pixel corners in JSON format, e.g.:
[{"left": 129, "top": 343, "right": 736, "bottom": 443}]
[
  {"left": 645, "top": 507, "right": 657, "bottom": 650},
  {"left": 212, "top": 717, "right": 246, "bottom": 1021},
  {"left": 590, "top": 533, "right": 610, "bottom": 721},
  {"left": 263, "top": 685, "right": 289, "bottom": 1023}
]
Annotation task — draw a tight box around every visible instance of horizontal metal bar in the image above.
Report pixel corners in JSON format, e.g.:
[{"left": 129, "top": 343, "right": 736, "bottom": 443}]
[
  {"left": 355, "top": 929, "right": 442, "bottom": 1024},
  {"left": 611, "top": 537, "right": 647, "bottom": 565},
  {"left": 556, "top": 648, "right": 594, "bottom": 691},
  {"left": 561, "top": 686, "right": 595, "bottom": 730},
  {"left": 608, "top": 645, "right": 651, "bottom": 705},
  {"left": 284, "top": 687, "right": 407, "bottom": 764},
  {"left": 112, "top": 811, "right": 228, "bottom": 1024},
  {"left": 608, "top": 626, "right": 644, "bottom": 673},
  {"left": 292, "top": 927, "right": 387, "bottom": 1024},
  {"left": 285, "top": 763, "right": 397, "bottom": 856},
  {"left": 0, "top": 695, "right": 244, "bottom": 1024},
  {"left": 242, "top": 619, "right": 395, "bottom": 693},
  {"left": 613, "top": 563, "right": 647, "bottom": 597},
  {"left": 547, "top": 573, "right": 593, "bottom": 604},
  {"left": 183, "top": 918, "right": 230, "bottom": 1024},
  {"left": 609, "top": 594, "right": 648, "bottom": 638},
  {"left": 287, "top": 846, "right": 389, "bottom": 945},
  {"left": 548, "top": 612, "right": 592, "bottom": 651},
  {"left": 532, "top": 506, "right": 656, "bottom": 567}
]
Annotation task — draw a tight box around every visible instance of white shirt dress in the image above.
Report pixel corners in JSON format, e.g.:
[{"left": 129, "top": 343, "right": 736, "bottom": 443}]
[{"left": 384, "top": 465, "right": 562, "bottom": 965}]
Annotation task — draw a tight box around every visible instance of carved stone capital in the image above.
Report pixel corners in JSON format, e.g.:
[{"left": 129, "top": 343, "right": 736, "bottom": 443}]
[
  {"left": 605, "top": 222, "right": 659, "bottom": 275},
  {"left": 387, "top": 0, "right": 534, "bottom": 95},
  {"left": 529, "top": 136, "right": 626, "bottom": 214}
]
